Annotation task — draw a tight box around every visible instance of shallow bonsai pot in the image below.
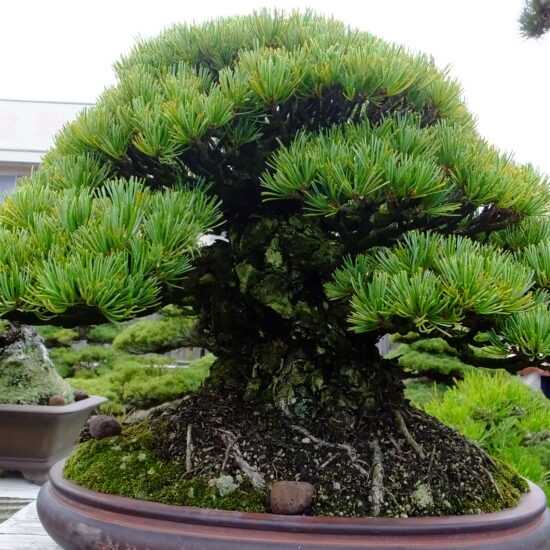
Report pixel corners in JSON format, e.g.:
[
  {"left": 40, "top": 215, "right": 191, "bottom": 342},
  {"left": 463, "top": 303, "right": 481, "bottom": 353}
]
[
  {"left": 37, "top": 461, "right": 550, "bottom": 550},
  {"left": 0, "top": 396, "right": 107, "bottom": 484}
]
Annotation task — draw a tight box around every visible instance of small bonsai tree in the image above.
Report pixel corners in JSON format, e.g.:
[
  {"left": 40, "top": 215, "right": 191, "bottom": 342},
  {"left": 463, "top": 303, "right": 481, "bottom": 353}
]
[
  {"left": 1, "top": 12, "right": 549, "bottom": 516},
  {"left": 0, "top": 323, "right": 74, "bottom": 404}
]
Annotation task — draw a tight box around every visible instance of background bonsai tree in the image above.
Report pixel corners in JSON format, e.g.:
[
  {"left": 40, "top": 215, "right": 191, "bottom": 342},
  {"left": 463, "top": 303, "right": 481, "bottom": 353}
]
[
  {"left": 520, "top": 0, "right": 550, "bottom": 37},
  {"left": 1, "top": 11, "right": 549, "bottom": 516},
  {"left": 0, "top": 321, "right": 74, "bottom": 404}
]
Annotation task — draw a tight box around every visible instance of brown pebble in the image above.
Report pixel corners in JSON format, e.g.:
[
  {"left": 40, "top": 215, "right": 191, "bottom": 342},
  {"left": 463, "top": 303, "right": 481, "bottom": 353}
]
[
  {"left": 48, "top": 395, "right": 66, "bottom": 406},
  {"left": 73, "top": 390, "right": 89, "bottom": 401},
  {"left": 270, "top": 481, "right": 315, "bottom": 515},
  {"left": 89, "top": 415, "right": 122, "bottom": 440}
]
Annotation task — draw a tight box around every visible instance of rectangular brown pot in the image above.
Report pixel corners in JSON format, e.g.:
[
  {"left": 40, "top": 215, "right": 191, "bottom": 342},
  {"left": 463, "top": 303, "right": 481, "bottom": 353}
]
[{"left": 0, "top": 396, "right": 107, "bottom": 484}]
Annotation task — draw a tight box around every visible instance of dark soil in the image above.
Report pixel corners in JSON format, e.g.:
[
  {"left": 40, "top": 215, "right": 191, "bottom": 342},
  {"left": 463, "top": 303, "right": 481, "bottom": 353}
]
[{"left": 137, "top": 390, "right": 526, "bottom": 517}]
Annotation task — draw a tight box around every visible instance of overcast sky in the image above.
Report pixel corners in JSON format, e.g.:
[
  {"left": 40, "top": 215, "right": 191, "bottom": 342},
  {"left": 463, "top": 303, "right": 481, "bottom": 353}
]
[{"left": 1, "top": 0, "right": 548, "bottom": 175}]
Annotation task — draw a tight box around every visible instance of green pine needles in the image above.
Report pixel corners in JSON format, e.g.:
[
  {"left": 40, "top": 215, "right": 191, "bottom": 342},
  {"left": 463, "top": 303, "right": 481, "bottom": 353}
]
[
  {"left": 0, "top": 10, "right": 549, "bottom": 372},
  {"left": 519, "top": 0, "right": 550, "bottom": 38}
]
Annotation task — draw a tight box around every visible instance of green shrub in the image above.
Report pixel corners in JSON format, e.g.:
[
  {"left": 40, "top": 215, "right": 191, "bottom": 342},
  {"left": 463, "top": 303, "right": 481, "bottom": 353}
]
[
  {"left": 113, "top": 316, "right": 195, "bottom": 354},
  {"left": 423, "top": 370, "right": 550, "bottom": 499},
  {"left": 68, "top": 354, "right": 215, "bottom": 414},
  {"left": 35, "top": 325, "right": 79, "bottom": 347},
  {"left": 50, "top": 345, "right": 117, "bottom": 377},
  {"left": 87, "top": 324, "right": 121, "bottom": 344},
  {"left": 404, "top": 380, "right": 448, "bottom": 407}
]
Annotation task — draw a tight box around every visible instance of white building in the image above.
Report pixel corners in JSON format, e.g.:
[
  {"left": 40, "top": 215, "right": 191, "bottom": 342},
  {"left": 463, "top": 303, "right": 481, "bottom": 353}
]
[{"left": 0, "top": 98, "right": 90, "bottom": 198}]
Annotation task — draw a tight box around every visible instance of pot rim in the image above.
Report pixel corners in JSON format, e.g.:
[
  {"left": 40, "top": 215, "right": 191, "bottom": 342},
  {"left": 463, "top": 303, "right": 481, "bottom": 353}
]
[
  {"left": 48, "top": 460, "right": 547, "bottom": 536},
  {"left": 0, "top": 395, "right": 107, "bottom": 415}
]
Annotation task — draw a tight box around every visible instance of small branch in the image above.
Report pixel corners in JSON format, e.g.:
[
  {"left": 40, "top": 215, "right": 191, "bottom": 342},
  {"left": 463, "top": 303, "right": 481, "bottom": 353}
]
[
  {"left": 370, "top": 439, "right": 384, "bottom": 517},
  {"left": 185, "top": 424, "right": 193, "bottom": 472},
  {"left": 289, "top": 423, "right": 370, "bottom": 479},
  {"left": 394, "top": 410, "right": 426, "bottom": 460}
]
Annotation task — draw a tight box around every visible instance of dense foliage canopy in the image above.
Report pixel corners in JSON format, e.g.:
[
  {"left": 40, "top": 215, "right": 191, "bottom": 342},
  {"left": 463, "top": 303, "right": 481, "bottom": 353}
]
[{"left": 1, "top": 10, "right": 549, "bottom": 388}]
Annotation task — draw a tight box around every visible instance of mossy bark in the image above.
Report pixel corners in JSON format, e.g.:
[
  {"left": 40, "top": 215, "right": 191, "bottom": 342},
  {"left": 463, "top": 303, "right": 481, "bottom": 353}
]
[{"left": 181, "top": 214, "right": 403, "bottom": 429}]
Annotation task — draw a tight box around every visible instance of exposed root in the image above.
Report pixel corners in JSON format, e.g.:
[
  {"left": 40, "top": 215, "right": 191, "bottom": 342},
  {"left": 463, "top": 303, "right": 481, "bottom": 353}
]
[
  {"left": 482, "top": 466, "right": 503, "bottom": 499},
  {"left": 220, "top": 434, "right": 236, "bottom": 472},
  {"left": 185, "top": 424, "right": 193, "bottom": 472},
  {"left": 388, "top": 435, "right": 402, "bottom": 453},
  {"left": 394, "top": 409, "right": 426, "bottom": 460},
  {"left": 289, "top": 423, "right": 371, "bottom": 479},
  {"left": 320, "top": 453, "right": 339, "bottom": 469},
  {"left": 217, "top": 429, "right": 266, "bottom": 489},
  {"left": 426, "top": 446, "right": 436, "bottom": 478},
  {"left": 370, "top": 439, "right": 384, "bottom": 517}
]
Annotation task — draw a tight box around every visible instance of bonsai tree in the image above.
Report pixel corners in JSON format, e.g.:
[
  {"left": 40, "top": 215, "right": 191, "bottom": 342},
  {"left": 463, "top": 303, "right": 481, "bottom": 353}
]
[
  {"left": 520, "top": 0, "right": 550, "bottom": 37},
  {"left": 1, "top": 11, "right": 549, "bottom": 516},
  {"left": 0, "top": 321, "right": 74, "bottom": 404}
]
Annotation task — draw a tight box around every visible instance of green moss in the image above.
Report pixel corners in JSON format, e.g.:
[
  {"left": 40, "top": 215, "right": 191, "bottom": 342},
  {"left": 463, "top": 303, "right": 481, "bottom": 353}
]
[
  {"left": 87, "top": 324, "right": 121, "bottom": 344},
  {"left": 35, "top": 325, "right": 79, "bottom": 347},
  {"left": 265, "top": 237, "right": 284, "bottom": 269},
  {"left": 64, "top": 423, "right": 265, "bottom": 511},
  {"left": 448, "top": 459, "right": 527, "bottom": 514},
  {"left": 235, "top": 262, "right": 257, "bottom": 294},
  {"left": 251, "top": 274, "right": 294, "bottom": 318}
]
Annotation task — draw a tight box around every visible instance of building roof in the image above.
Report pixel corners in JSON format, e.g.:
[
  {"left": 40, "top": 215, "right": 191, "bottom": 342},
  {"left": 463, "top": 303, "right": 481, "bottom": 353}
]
[{"left": 0, "top": 99, "right": 91, "bottom": 164}]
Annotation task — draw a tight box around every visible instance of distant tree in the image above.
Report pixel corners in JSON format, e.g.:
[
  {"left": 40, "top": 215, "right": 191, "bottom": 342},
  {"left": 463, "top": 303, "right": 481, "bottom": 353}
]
[{"left": 519, "top": 0, "right": 550, "bottom": 38}]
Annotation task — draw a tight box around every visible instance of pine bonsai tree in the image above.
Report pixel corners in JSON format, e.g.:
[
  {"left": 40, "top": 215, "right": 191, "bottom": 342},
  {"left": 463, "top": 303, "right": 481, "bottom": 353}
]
[
  {"left": 519, "top": 0, "right": 550, "bottom": 38},
  {"left": 1, "top": 11, "right": 549, "bottom": 516}
]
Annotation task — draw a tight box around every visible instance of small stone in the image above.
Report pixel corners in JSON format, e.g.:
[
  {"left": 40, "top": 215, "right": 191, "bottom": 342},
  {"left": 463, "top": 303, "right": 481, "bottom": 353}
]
[
  {"left": 48, "top": 395, "right": 66, "bottom": 406},
  {"left": 332, "top": 481, "right": 341, "bottom": 491},
  {"left": 270, "top": 481, "right": 315, "bottom": 515},
  {"left": 89, "top": 415, "right": 122, "bottom": 440},
  {"left": 73, "top": 390, "right": 89, "bottom": 401},
  {"left": 301, "top": 437, "right": 311, "bottom": 444}
]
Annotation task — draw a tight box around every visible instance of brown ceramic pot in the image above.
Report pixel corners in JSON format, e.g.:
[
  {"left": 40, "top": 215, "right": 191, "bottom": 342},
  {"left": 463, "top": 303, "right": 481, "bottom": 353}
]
[
  {"left": 37, "top": 461, "right": 550, "bottom": 550},
  {"left": 0, "top": 396, "right": 107, "bottom": 483}
]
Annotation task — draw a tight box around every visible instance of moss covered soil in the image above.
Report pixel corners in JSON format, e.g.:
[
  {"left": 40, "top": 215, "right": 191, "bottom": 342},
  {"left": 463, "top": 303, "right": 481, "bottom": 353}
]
[{"left": 65, "top": 390, "right": 527, "bottom": 518}]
